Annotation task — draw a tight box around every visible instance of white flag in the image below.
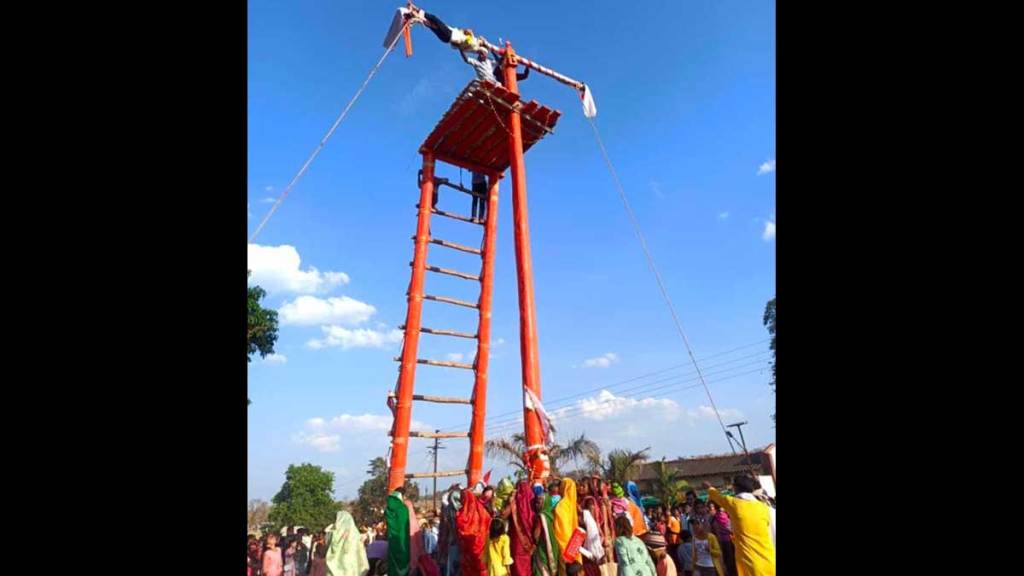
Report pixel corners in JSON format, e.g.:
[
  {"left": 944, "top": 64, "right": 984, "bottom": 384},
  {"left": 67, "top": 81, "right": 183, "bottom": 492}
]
[
  {"left": 581, "top": 84, "right": 597, "bottom": 118},
  {"left": 524, "top": 387, "right": 554, "bottom": 445},
  {"left": 383, "top": 7, "right": 411, "bottom": 49}
]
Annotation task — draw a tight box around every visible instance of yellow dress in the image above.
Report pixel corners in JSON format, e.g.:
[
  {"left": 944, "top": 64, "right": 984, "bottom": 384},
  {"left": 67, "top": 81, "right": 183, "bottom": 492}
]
[
  {"left": 706, "top": 489, "right": 774, "bottom": 576},
  {"left": 554, "top": 478, "right": 581, "bottom": 562},
  {"left": 485, "top": 534, "right": 513, "bottom": 576}
]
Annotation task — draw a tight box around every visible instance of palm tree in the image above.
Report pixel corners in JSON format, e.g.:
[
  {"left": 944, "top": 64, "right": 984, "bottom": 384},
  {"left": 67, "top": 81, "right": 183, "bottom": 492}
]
[
  {"left": 650, "top": 458, "right": 689, "bottom": 507},
  {"left": 485, "top": 432, "right": 600, "bottom": 478},
  {"left": 485, "top": 434, "right": 528, "bottom": 476},
  {"left": 586, "top": 447, "right": 650, "bottom": 486}
]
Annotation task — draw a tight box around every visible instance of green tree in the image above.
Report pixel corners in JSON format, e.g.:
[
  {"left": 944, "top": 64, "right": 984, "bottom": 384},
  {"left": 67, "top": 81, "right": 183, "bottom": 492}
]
[
  {"left": 763, "top": 297, "right": 776, "bottom": 420},
  {"left": 248, "top": 271, "right": 279, "bottom": 405},
  {"left": 268, "top": 463, "right": 340, "bottom": 531},
  {"left": 351, "top": 457, "right": 420, "bottom": 528},
  {"left": 586, "top": 447, "right": 650, "bottom": 486},
  {"left": 485, "top": 433, "right": 599, "bottom": 477},
  {"left": 649, "top": 458, "right": 689, "bottom": 507}
]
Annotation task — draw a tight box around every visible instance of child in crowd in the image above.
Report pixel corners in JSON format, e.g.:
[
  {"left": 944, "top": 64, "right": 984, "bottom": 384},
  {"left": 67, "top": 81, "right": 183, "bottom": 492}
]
[
  {"left": 485, "top": 518, "right": 514, "bottom": 576},
  {"left": 263, "top": 533, "right": 284, "bottom": 576},
  {"left": 676, "top": 531, "right": 693, "bottom": 576}
]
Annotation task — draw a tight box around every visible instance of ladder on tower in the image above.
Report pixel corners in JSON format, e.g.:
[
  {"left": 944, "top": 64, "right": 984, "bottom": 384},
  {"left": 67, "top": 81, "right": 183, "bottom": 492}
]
[
  {"left": 386, "top": 80, "right": 560, "bottom": 491},
  {"left": 388, "top": 170, "right": 499, "bottom": 489}
]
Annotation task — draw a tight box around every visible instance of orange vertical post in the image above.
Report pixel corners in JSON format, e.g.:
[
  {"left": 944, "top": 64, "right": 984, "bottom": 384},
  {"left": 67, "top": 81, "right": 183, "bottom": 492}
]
[
  {"left": 403, "top": 1, "right": 414, "bottom": 57},
  {"left": 467, "top": 172, "right": 500, "bottom": 485},
  {"left": 388, "top": 152, "right": 435, "bottom": 491},
  {"left": 502, "top": 43, "right": 547, "bottom": 481}
]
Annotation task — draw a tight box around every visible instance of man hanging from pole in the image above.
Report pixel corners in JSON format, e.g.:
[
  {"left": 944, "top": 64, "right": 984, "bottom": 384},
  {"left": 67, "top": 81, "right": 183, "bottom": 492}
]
[{"left": 408, "top": 5, "right": 529, "bottom": 224}]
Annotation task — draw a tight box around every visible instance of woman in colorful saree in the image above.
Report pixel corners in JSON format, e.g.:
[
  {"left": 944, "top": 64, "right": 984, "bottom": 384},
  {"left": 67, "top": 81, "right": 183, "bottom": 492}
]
[
  {"left": 325, "top": 510, "right": 370, "bottom": 576},
  {"left": 553, "top": 478, "right": 580, "bottom": 564},
  {"left": 457, "top": 489, "right": 493, "bottom": 576},
  {"left": 532, "top": 493, "right": 561, "bottom": 576},
  {"left": 509, "top": 481, "right": 537, "bottom": 576},
  {"left": 385, "top": 489, "right": 411, "bottom": 576}
]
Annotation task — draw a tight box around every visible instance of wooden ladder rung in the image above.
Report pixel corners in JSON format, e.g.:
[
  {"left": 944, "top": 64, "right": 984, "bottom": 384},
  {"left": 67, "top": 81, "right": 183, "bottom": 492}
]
[
  {"left": 400, "top": 325, "right": 477, "bottom": 339},
  {"left": 393, "top": 356, "right": 475, "bottom": 370},
  {"left": 436, "top": 179, "right": 485, "bottom": 198},
  {"left": 411, "top": 262, "right": 480, "bottom": 281},
  {"left": 409, "top": 431, "right": 469, "bottom": 439},
  {"left": 431, "top": 207, "right": 484, "bottom": 226},
  {"left": 423, "top": 294, "right": 479, "bottom": 309},
  {"left": 408, "top": 236, "right": 483, "bottom": 256},
  {"left": 431, "top": 238, "right": 482, "bottom": 255},
  {"left": 413, "top": 394, "right": 472, "bottom": 404},
  {"left": 406, "top": 470, "right": 464, "bottom": 479}
]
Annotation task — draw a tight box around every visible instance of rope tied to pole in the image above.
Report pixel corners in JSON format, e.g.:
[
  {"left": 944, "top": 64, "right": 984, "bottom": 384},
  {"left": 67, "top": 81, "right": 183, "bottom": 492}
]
[{"left": 586, "top": 115, "right": 734, "bottom": 449}]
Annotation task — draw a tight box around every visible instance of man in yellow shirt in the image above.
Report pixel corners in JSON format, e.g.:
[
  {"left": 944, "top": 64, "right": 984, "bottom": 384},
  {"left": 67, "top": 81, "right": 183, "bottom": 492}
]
[{"left": 702, "top": 479, "right": 774, "bottom": 576}]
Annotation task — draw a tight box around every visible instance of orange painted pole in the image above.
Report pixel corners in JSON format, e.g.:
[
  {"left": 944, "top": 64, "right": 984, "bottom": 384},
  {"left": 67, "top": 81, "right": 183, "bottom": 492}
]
[
  {"left": 388, "top": 152, "right": 435, "bottom": 491},
  {"left": 467, "top": 171, "right": 500, "bottom": 485},
  {"left": 403, "top": 23, "right": 413, "bottom": 57},
  {"left": 503, "top": 43, "right": 548, "bottom": 482}
]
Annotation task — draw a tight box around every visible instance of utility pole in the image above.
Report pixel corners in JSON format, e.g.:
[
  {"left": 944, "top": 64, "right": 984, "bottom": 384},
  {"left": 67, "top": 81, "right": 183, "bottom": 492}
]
[
  {"left": 426, "top": 430, "right": 446, "bottom": 515},
  {"left": 726, "top": 421, "right": 758, "bottom": 479}
]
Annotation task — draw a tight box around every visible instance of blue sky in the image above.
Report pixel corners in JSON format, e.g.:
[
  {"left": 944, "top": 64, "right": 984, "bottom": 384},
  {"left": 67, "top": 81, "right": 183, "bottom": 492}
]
[{"left": 248, "top": 0, "right": 775, "bottom": 501}]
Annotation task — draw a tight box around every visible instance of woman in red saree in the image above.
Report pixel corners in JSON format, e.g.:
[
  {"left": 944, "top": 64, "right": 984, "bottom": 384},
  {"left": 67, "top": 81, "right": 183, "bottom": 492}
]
[
  {"left": 456, "top": 489, "right": 492, "bottom": 576},
  {"left": 508, "top": 481, "right": 536, "bottom": 576}
]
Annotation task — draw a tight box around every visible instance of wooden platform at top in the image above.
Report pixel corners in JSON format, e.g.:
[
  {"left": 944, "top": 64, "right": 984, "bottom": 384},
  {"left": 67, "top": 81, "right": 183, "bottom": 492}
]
[{"left": 420, "top": 80, "right": 561, "bottom": 174}]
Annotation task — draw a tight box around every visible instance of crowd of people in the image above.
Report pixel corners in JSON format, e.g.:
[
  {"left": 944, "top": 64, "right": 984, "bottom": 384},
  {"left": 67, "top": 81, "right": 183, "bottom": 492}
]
[{"left": 248, "top": 474, "right": 774, "bottom": 576}]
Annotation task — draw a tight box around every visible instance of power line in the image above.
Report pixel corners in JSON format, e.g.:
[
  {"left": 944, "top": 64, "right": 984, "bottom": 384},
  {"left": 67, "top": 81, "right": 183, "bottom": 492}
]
[
  {"left": 484, "top": 363, "right": 767, "bottom": 437},
  {"left": 475, "top": 354, "right": 768, "bottom": 435},
  {"left": 438, "top": 340, "right": 767, "bottom": 433},
  {"left": 485, "top": 366, "right": 766, "bottom": 439},
  {"left": 485, "top": 368, "right": 766, "bottom": 441},
  {"left": 249, "top": 20, "right": 410, "bottom": 243}
]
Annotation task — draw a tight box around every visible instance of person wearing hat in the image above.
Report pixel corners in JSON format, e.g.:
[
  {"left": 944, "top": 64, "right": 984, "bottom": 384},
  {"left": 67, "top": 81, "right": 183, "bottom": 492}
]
[{"left": 641, "top": 532, "right": 677, "bottom": 576}]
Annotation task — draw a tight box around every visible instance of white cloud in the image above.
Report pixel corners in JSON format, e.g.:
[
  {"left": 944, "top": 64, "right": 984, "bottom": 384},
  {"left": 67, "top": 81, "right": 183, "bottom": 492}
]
[
  {"left": 248, "top": 244, "right": 349, "bottom": 294},
  {"left": 294, "top": 412, "right": 430, "bottom": 453},
  {"left": 581, "top": 352, "right": 619, "bottom": 368},
  {"left": 279, "top": 295, "right": 376, "bottom": 326},
  {"left": 495, "top": 338, "right": 506, "bottom": 347},
  {"left": 328, "top": 413, "right": 394, "bottom": 431},
  {"left": 260, "top": 197, "right": 276, "bottom": 204},
  {"left": 757, "top": 159, "right": 776, "bottom": 175},
  {"left": 296, "top": 431, "right": 342, "bottom": 452},
  {"left": 553, "top": 389, "right": 681, "bottom": 422},
  {"left": 263, "top": 353, "right": 287, "bottom": 365},
  {"left": 446, "top": 352, "right": 465, "bottom": 362},
  {"left": 687, "top": 405, "right": 743, "bottom": 420},
  {"left": 718, "top": 211, "right": 730, "bottom": 220},
  {"left": 307, "top": 326, "right": 403, "bottom": 350},
  {"left": 265, "top": 185, "right": 274, "bottom": 192},
  {"left": 539, "top": 390, "right": 746, "bottom": 455},
  {"left": 762, "top": 220, "right": 776, "bottom": 242}
]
